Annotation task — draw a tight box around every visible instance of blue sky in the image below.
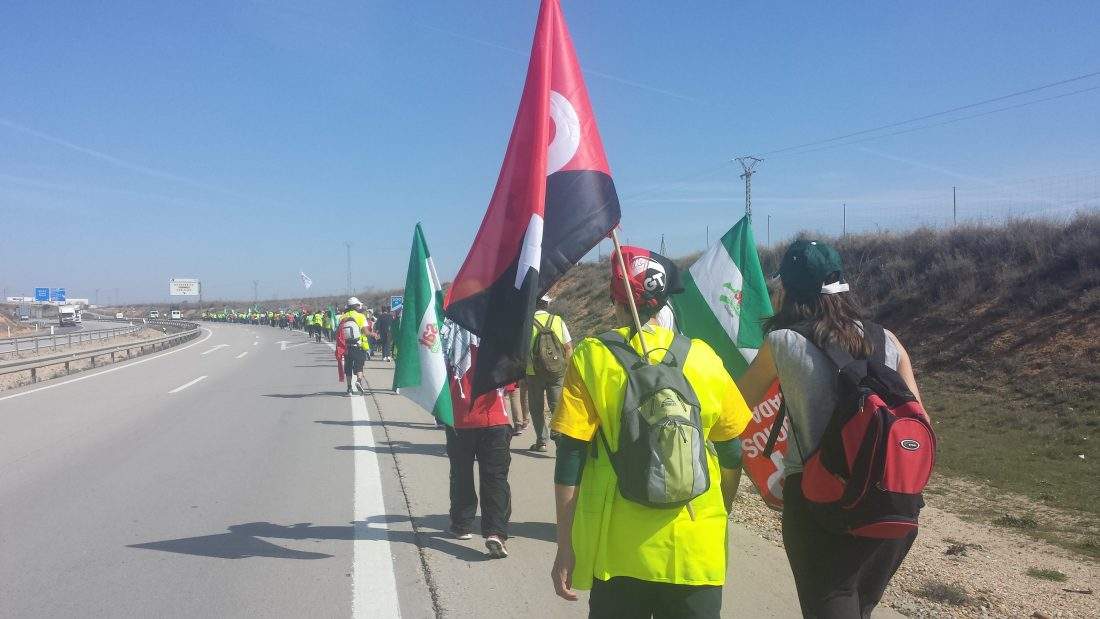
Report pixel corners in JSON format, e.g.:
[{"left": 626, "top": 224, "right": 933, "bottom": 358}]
[{"left": 2, "top": 0, "right": 1098, "bottom": 303}]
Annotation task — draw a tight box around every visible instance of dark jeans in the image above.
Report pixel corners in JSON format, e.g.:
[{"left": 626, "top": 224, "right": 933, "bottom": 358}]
[
  {"left": 589, "top": 576, "right": 721, "bottom": 619},
  {"left": 782, "top": 474, "right": 916, "bottom": 618},
  {"left": 445, "top": 425, "right": 512, "bottom": 538},
  {"left": 379, "top": 333, "right": 392, "bottom": 358},
  {"left": 526, "top": 373, "right": 563, "bottom": 444}
]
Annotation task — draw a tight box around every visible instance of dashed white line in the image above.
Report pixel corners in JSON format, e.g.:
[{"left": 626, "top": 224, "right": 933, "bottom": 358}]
[
  {"left": 168, "top": 375, "right": 207, "bottom": 394},
  {"left": 252, "top": 341, "right": 258, "bottom": 346},
  {"left": 201, "top": 344, "right": 229, "bottom": 356},
  {"left": 235, "top": 351, "right": 248, "bottom": 359}
]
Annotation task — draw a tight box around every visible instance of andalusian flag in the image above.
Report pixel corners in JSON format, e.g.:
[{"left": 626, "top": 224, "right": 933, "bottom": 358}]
[
  {"left": 671, "top": 215, "right": 772, "bottom": 378},
  {"left": 393, "top": 224, "right": 454, "bottom": 425}
]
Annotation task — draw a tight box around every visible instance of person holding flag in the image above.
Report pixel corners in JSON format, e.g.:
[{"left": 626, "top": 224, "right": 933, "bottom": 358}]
[
  {"left": 734, "top": 239, "right": 925, "bottom": 618},
  {"left": 441, "top": 318, "right": 514, "bottom": 558},
  {"left": 444, "top": 0, "right": 621, "bottom": 396},
  {"left": 549, "top": 246, "right": 752, "bottom": 617}
]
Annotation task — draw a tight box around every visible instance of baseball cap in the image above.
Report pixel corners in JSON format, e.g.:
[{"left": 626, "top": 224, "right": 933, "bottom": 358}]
[
  {"left": 610, "top": 246, "right": 684, "bottom": 309},
  {"left": 347, "top": 296, "right": 362, "bottom": 307},
  {"left": 777, "top": 240, "right": 849, "bottom": 302}
]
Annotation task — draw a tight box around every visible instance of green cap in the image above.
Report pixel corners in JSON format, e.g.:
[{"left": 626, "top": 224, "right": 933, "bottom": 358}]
[{"left": 778, "top": 239, "right": 847, "bottom": 302}]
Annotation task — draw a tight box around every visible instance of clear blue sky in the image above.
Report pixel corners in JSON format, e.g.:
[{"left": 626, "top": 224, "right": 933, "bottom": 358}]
[{"left": 2, "top": 0, "right": 1098, "bottom": 303}]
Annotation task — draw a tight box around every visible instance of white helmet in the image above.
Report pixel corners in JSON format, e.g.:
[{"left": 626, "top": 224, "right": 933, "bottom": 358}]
[{"left": 347, "top": 296, "right": 362, "bottom": 308}]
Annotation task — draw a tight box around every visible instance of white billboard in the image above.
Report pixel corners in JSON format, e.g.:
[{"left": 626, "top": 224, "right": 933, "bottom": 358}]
[{"left": 169, "top": 278, "right": 200, "bottom": 296}]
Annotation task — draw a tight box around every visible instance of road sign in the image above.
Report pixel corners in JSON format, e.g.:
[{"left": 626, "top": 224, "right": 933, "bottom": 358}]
[
  {"left": 50, "top": 288, "right": 66, "bottom": 302},
  {"left": 34, "top": 288, "right": 49, "bottom": 302},
  {"left": 390, "top": 295, "right": 403, "bottom": 312},
  {"left": 169, "top": 278, "right": 200, "bottom": 296}
]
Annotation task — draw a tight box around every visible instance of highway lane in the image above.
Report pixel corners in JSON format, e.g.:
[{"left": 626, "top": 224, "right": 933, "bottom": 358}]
[{"left": 0, "top": 321, "right": 898, "bottom": 618}]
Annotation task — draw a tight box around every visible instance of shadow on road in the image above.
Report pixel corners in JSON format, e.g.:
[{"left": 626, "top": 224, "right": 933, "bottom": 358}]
[
  {"left": 128, "top": 519, "right": 493, "bottom": 562},
  {"left": 335, "top": 441, "right": 447, "bottom": 458},
  {"left": 262, "top": 392, "right": 347, "bottom": 399},
  {"left": 315, "top": 419, "right": 442, "bottom": 431}
]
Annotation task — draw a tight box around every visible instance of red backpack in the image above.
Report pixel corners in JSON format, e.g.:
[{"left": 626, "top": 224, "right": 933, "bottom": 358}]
[{"left": 765, "top": 322, "right": 936, "bottom": 539}]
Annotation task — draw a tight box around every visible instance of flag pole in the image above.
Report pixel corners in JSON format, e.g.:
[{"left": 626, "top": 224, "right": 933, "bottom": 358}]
[{"left": 610, "top": 228, "right": 651, "bottom": 361}]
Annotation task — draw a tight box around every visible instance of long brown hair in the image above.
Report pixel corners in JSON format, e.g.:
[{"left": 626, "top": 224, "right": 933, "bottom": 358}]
[{"left": 764, "top": 287, "right": 873, "bottom": 358}]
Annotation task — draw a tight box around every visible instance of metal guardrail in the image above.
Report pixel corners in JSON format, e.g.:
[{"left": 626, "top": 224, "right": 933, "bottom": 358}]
[
  {"left": 0, "top": 324, "right": 144, "bottom": 358},
  {"left": 0, "top": 322, "right": 201, "bottom": 384}
]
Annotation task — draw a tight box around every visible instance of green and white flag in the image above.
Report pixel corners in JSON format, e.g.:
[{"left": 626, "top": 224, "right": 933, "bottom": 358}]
[
  {"left": 392, "top": 224, "right": 454, "bottom": 425},
  {"left": 671, "top": 215, "right": 773, "bottom": 378}
]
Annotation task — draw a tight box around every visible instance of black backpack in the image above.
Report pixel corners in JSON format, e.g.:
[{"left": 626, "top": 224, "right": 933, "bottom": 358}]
[{"left": 765, "top": 322, "right": 936, "bottom": 538}]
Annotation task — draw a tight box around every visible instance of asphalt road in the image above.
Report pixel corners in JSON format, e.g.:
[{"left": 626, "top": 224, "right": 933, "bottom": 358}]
[{"left": 0, "top": 322, "right": 900, "bottom": 618}]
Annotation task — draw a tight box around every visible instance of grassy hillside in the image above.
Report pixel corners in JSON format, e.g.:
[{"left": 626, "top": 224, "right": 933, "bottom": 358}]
[{"left": 548, "top": 213, "right": 1100, "bottom": 523}]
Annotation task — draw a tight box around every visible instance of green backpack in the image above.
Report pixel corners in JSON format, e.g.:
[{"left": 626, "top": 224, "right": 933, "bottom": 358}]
[
  {"left": 532, "top": 315, "right": 567, "bottom": 378},
  {"left": 596, "top": 331, "right": 710, "bottom": 508}
]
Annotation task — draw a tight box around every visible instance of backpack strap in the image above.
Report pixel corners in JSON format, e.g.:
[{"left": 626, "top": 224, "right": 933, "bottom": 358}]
[
  {"left": 596, "top": 331, "right": 645, "bottom": 370},
  {"left": 663, "top": 333, "right": 691, "bottom": 369},
  {"left": 789, "top": 324, "right": 857, "bottom": 368},
  {"left": 863, "top": 321, "right": 887, "bottom": 366}
]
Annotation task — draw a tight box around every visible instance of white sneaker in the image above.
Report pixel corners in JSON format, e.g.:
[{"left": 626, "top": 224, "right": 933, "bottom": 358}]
[{"left": 485, "top": 535, "right": 508, "bottom": 558}]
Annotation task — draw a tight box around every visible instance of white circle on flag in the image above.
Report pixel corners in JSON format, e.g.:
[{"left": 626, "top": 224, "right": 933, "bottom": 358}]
[{"left": 547, "top": 90, "right": 581, "bottom": 175}]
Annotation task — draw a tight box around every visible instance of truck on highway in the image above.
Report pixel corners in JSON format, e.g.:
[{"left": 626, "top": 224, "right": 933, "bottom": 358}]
[
  {"left": 149, "top": 309, "right": 160, "bottom": 319},
  {"left": 58, "top": 305, "right": 78, "bottom": 327},
  {"left": 170, "top": 309, "right": 182, "bottom": 320}
]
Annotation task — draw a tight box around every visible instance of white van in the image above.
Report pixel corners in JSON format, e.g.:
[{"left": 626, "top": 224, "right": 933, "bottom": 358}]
[{"left": 170, "top": 310, "right": 182, "bottom": 320}]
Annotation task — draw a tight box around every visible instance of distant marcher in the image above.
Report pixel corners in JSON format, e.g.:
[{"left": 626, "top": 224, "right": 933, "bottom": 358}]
[
  {"left": 550, "top": 247, "right": 752, "bottom": 618},
  {"left": 527, "top": 295, "right": 572, "bottom": 452},
  {"left": 736, "top": 239, "right": 929, "bottom": 619},
  {"left": 504, "top": 381, "right": 529, "bottom": 435},
  {"left": 341, "top": 298, "right": 369, "bottom": 395},
  {"left": 442, "top": 320, "right": 513, "bottom": 558},
  {"left": 375, "top": 309, "right": 395, "bottom": 362}
]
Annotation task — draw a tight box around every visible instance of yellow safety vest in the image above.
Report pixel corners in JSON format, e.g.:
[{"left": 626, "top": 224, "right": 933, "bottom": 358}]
[{"left": 552, "top": 325, "right": 752, "bottom": 589}]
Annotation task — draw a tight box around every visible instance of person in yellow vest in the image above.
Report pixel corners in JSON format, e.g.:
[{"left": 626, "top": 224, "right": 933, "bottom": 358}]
[
  {"left": 549, "top": 247, "right": 752, "bottom": 618},
  {"left": 322, "top": 311, "right": 334, "bottom": 342},
  {"left": 311, "top": 311, "right": 324, "bottom": 343},
  {"left": 341, "top": 298, "right": 371, "bottom": 392},
  {"left": 527, "top": 295, "right": 572, "bottom": 452}
]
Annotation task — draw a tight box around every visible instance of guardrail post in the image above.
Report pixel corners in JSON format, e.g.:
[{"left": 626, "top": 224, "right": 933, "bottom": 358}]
[
  {"left": 90, "top": 354, "right": 95, "bottom": 368},
  {"left": 35, "top": 339, "right": 39, "bottom": 354},
  {"left": 65, "top": 361, "right": 70, "bottom": 374},
  {"left": 31, "top": 367, "right": 37, "bottom": 383}
]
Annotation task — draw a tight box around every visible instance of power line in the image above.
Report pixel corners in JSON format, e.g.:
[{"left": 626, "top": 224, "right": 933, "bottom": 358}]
[
  {"left": 770, "top": 83, "right": 1100, "bottom": 159},
  {"left": 756, "top": 69, "right": 1100, "bottom": 157}
]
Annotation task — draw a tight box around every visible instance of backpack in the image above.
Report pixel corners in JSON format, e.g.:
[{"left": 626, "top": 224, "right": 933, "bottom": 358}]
[
  {"left": 532, "top": 315, "right": 567, "bottom": 378},
  {"left": 595, "top": 331, "right": 710, "bottom": 509},
  {"left": 764, "top": 322, "right": 936, "bottom": 539},
  {"left": 340, "top": 318, "right": 361, "bottom": 347}
]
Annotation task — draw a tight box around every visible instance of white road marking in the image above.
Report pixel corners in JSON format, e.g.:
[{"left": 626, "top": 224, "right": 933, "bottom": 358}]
[
  {"left": 283, "top": 341, "right": 309, "bottom": 350},
  {"left": 350, "top": 393, "right": 402, "bottom": 618},
  {"left": 252, "top": 341, "right": 258, "bottom": 346},
  {"left": 201, "top": 344, "right": 229, "bottom": 356},
  {"left": 0, "top": 328, "right": 214, "bottom": 403},
  {"left": 168, "top": 375, "right": 207, "bottom": 394},
  {"left": 235, "top": 351, "right": 248, "bottom": 359}
]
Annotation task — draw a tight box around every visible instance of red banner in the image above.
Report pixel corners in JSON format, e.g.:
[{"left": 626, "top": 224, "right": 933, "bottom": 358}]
[{"left": 740, "top": 380, "right": 789, "bottom": 510}]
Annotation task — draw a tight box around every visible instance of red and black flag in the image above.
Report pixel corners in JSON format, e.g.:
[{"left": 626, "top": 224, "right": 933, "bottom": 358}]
[{"left": 444, "top": 0, "right": 621, "bottom": 394}]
